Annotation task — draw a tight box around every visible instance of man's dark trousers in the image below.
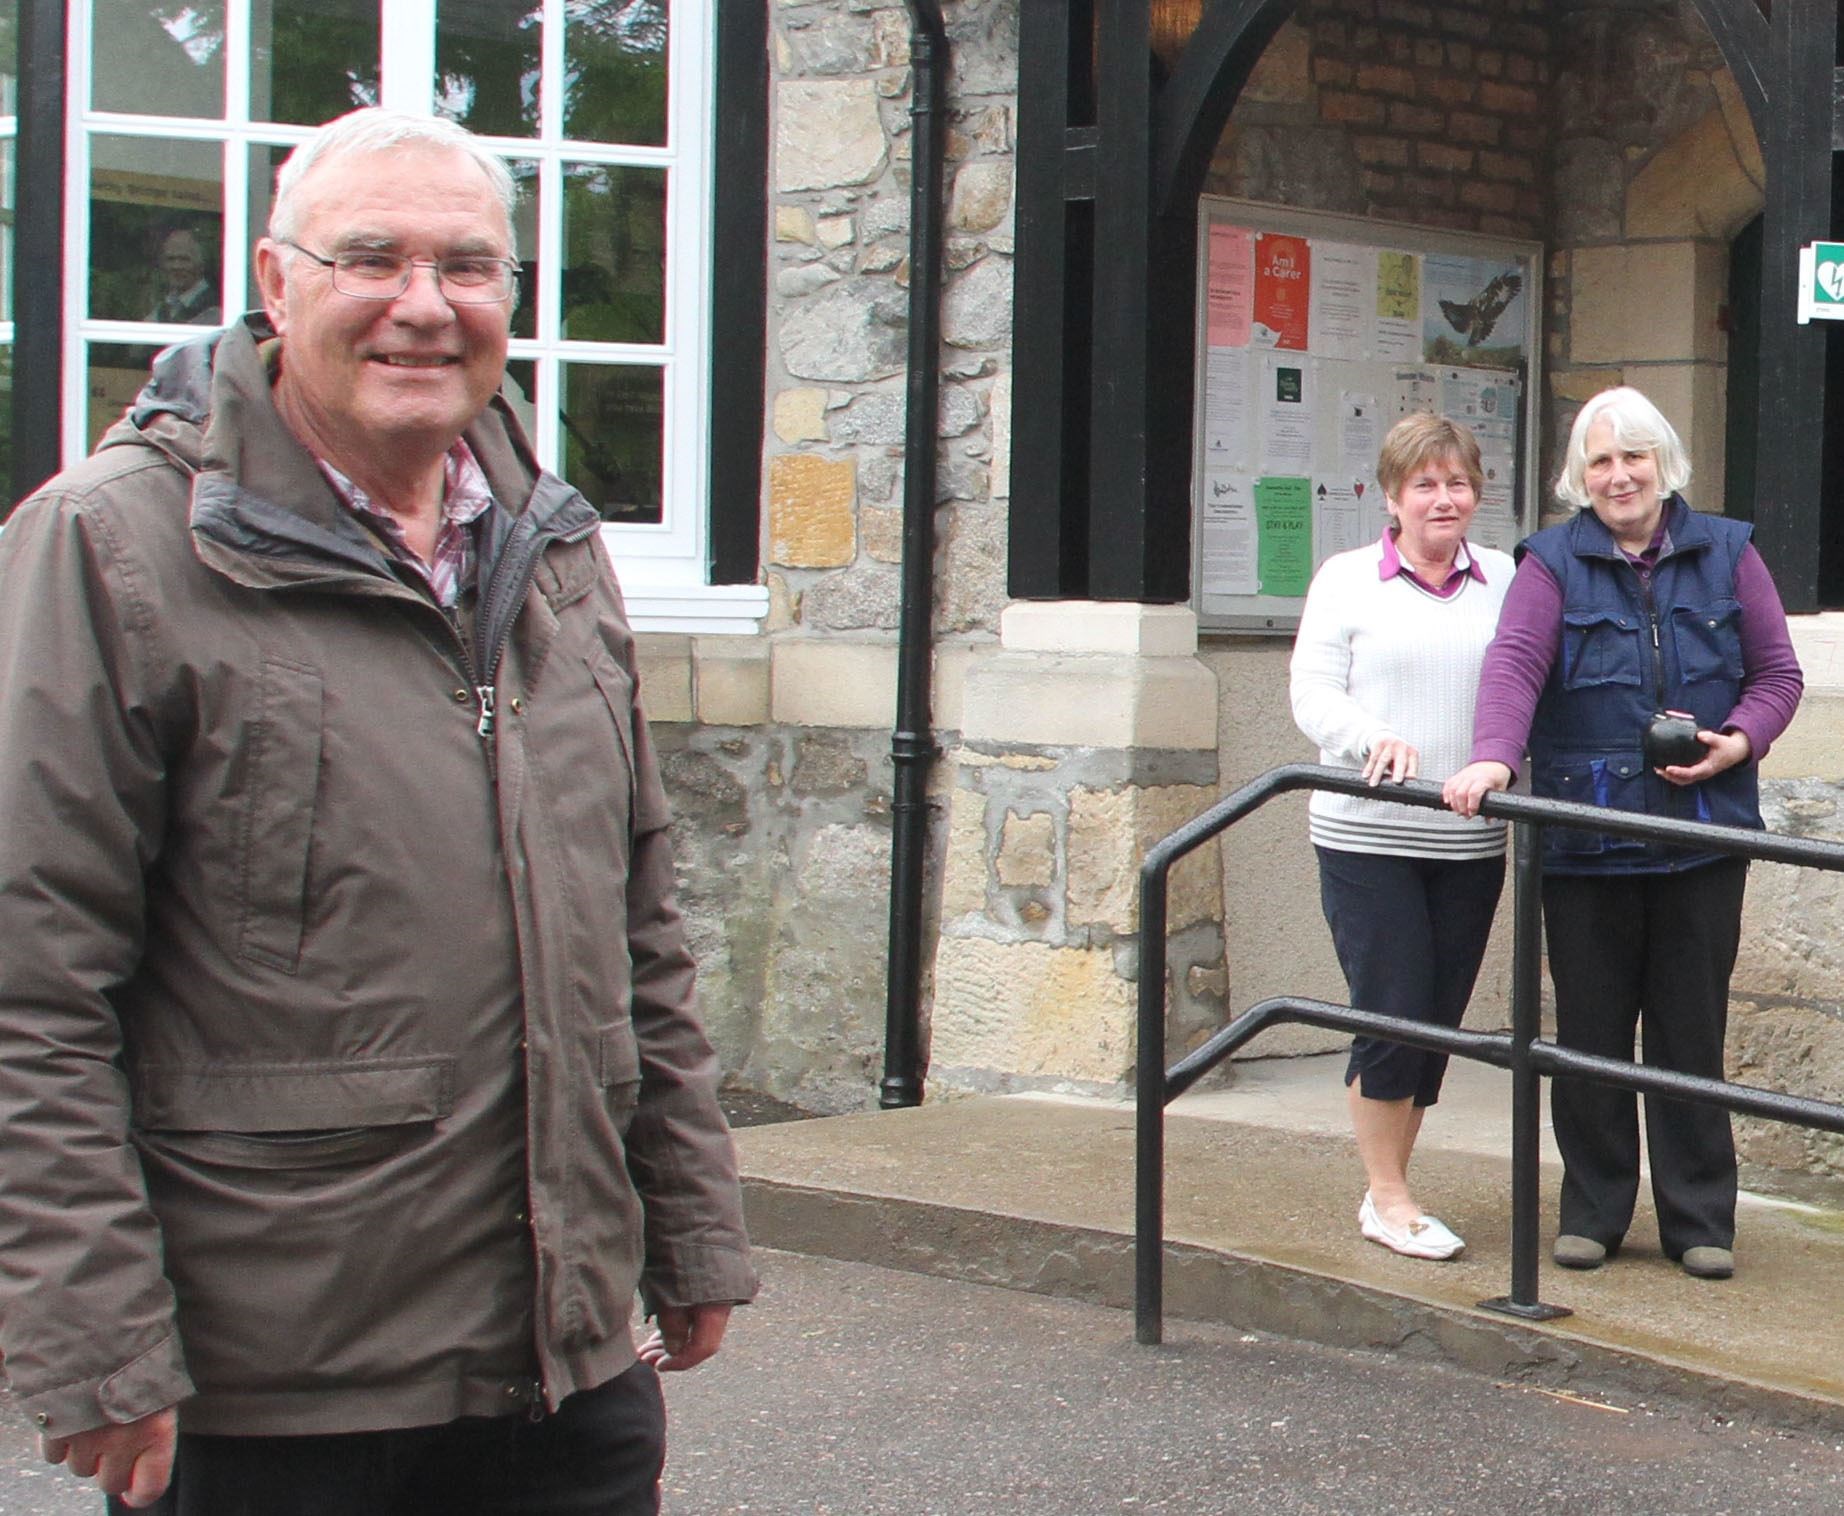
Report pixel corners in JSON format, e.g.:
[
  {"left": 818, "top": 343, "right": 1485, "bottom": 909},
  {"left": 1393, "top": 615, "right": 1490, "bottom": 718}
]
[{"left": 109, "top": 1362, "right": 666, "bottom": 1516}]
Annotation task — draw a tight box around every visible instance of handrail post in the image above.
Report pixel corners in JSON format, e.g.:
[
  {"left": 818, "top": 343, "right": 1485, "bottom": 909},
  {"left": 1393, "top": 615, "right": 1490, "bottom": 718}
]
[
  {"left": 1481, "top": 818, "right": 1570, "bottom": 1321},
  {"left": 1135, "top": 850, "right": 1171, "bottom": 1345}
]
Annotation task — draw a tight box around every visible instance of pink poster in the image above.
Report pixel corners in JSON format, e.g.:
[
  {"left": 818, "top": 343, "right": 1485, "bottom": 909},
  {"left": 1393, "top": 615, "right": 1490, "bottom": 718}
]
[
  {"left": 1253, "top": 233, "right": 1311, "bottom": 351},
  {"left": 1206, "top": 224, "right": 1254, "bottom": 348}
]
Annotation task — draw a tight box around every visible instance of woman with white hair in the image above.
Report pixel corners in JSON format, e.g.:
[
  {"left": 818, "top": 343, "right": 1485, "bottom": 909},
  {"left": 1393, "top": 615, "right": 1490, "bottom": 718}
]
[{"left": 1445, "top": 386, "right": 1803, "bottom": 1281}]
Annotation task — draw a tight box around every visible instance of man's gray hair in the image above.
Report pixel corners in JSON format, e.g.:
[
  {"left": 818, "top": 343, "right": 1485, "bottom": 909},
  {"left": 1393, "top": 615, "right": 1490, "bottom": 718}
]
[
  {"left": 268, "top": 107, "right": 518, "bottom": 254},
  {"left": 1554, "top": 385, "right": 1693, "bottom": 509}
]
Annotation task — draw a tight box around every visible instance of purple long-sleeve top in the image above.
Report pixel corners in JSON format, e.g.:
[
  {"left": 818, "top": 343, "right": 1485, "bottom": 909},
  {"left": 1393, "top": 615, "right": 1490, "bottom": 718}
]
[{"left": 1471, "top": 541, "right": 1804, "bottom": 776}]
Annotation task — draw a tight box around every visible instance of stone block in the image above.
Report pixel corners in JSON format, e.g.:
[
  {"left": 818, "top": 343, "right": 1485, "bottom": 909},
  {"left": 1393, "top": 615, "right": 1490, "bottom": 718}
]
[
  {"left": 1477, "top": 150, "right": 1535, "bottom": 183},
  {"left": 999, "top": 602, "right": 1200, "bottom": 657},
  {"left": 941, "top": 784, "right": 991, "bottom": 921},
  {"left": 1067, "top": 783, "right": 1221, "bottom": 934},
  {"left": 1420, "top": 76, "right": 1475, "bottom": 107},
  {"left": 1321, "top": 92, "right": 1387, "bottom": 128},
  {"left": 1243, "top": 18, "right": 1312, "bottom": 104},
  {"left": 996, "top": 809, "right": 1057, "bottom": 889},
  {"left": 1550, "top": 366, "right": 1622, "bottom": 405},
  {"left": 816, "top": 214, "right": 856, "bottom": 249},
  {"left": 1355, "top": 63, "right": 1416, "bottom": 97},
  {"left": 860, "top": 503, "right": 903, "bottom": 563},
  {"left": 989, "top": 371, "right": 1012, "bottom": 501},
  {"left": 771, "top": 639, "right": 898, "bottom": 728},
  {"left": 635, "top": 634, "right": 694, "bottom": 723},
  {"left": 1712, "top": 69, "right": 1765, "bottom": 187},
  {"left": 1459, "top": 180, "right": 1517, "bottom": 215},
  {"left": 1355, "top": 135, "right": 1411, "bottom": 168},
  {"left": 928, "top": 935, "right": 1135, "bottom": 1086},
  {"left": 768, "top": 454, "right": 856, "bottom": 569},
  {"left": 776, "top": 79, "right": 888, "bottom": 192},
  {"left": 1626, "top": 107, "right": 1762, "bottom": 242},
  {"left": 1418, "top": 143, "right": 1473, "bottom": 174},
  {"left": 776, "top": 205, "right": 818, "bottom": 244},
  {"left": 1628, "top": 362, "right": 1723, "bottom": 513},
  {"left": 1446, "top": 111, "right": 1501, "bottom": 146},
  {"left": 779, "top": 278, "right": 911, "bottom": 383},
  {"left": 932, "top": 642, "right": 985, "bottom": 733},
  {"left": 1784, "top": 619, "right": 1844, "bottom": 698},
  {"left": 960, "top": 652, "right": 1219, "bottom": 752},
  {"left": 1388, "top": 102, "right": 1445, "bottom": 134},
  {"left": 692, "top": 638, "right": 771, "bottom": 727},
  {"left": 773, "top": 387, "right": 831, "bottom": 443},
  {"left": 1762, "top": 693, "right": 1844, "bottom": 781},
  {"left": 1568, "top": 244, "right": 1710, "bottom": 366},
  {"left": 949, "top": 161, "right": 1013, "bottom": 233}
]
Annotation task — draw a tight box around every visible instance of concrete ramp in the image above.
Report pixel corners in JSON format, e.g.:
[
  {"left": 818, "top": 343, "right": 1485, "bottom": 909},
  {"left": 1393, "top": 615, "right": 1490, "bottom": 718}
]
[{"left": 736, "top": 1056, "right": 1844, "bottom": 1432}]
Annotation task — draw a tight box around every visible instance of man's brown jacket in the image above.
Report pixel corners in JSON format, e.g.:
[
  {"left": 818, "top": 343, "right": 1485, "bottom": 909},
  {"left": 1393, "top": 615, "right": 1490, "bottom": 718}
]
[{"left": 0, "top": 316, "right": 755, "bottom": 1438}]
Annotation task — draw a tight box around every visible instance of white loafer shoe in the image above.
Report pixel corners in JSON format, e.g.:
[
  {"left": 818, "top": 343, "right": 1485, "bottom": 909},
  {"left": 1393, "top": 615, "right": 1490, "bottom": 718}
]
[{"left": 1358, "top": 1191, "right": 1465, "bottom": 1261}]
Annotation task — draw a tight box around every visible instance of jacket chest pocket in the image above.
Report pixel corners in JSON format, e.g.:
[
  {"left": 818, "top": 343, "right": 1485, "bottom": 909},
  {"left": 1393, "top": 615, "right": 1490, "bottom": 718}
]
[
  {"left": 1561, "top": 611, "right": 1643, "bottom": 690},
  {"left": 1669, "top": 598, "right": 1744, "bottom": 686},
  {"left": 237, "top": 659, "right": 324, "bottom": 973}
]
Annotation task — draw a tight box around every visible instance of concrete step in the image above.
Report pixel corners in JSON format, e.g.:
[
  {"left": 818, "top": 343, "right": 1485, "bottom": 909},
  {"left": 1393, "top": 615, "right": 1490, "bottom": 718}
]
[{"left": 736, "top": 1055, "right": 1844, "bottom": 1433}]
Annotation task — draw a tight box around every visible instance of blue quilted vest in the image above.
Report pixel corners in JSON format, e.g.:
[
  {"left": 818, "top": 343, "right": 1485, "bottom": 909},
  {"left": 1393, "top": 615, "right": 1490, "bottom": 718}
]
[{"left": 1520, "top": 495, "right": 1759, "bottom": 874}]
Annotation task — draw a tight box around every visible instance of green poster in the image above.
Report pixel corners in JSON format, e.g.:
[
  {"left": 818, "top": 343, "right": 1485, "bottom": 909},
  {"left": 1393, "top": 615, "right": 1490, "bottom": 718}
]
[{"left": 1255, "top": 476, "right": 1312, "bottom": 597}]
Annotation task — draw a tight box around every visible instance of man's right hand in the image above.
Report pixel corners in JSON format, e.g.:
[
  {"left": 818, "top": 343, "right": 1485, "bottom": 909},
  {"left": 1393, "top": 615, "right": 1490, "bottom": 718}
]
[{"left": 42, "top": 1406, "right": 177, "bottom": 1508}]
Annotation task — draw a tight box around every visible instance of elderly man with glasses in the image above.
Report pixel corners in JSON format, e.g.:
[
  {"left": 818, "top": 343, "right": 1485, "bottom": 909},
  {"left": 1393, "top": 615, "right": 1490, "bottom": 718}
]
[{"left": 0, "top": 107, "right": 755, "bottom": 1515}]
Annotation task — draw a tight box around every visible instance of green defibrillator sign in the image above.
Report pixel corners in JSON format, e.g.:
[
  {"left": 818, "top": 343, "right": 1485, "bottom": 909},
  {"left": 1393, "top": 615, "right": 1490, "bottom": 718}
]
[{"left": 1798, "top": 242, "right": 1844, "bottom": 322}]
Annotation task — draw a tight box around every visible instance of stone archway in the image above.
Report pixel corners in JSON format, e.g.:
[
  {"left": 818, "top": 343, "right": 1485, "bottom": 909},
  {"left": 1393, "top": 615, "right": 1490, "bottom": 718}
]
[{"left": 1550, "top": 38, "right": 1764, "bottom": 520}]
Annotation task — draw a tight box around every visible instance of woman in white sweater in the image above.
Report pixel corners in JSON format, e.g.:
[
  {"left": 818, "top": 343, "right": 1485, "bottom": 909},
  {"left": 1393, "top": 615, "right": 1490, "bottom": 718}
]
[{"left": 1289, "top": 413, "right": 1512, "bottom": 1261}]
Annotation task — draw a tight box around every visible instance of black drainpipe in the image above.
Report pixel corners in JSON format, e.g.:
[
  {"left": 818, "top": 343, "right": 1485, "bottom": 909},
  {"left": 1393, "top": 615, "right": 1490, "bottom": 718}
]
[{"left": 880, "top": 0, "right": 949, "bottom": 1110}]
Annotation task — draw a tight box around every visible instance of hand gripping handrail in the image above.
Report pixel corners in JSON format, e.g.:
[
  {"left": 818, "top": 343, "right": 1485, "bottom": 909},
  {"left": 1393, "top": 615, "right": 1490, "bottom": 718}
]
[{"left": 1134, "top": 763, "right": 1844, "bottom": 1343}]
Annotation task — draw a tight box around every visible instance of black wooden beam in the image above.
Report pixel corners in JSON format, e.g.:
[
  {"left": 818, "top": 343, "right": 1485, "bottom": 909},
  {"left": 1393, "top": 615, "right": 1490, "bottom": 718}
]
[
  {"left": 1009, "top": 0, "right": 1085, "bottom": 597},
  {"left": 705, "top": 0, "right": 768, "bottom": 585},
  {"left": 1090, "top": 0, "right": 1185, "bottom": 601},
  {"left": 1750, "top": 0, "right": 1835, "bottom": 612},
  {"left": 10, "top": 0, "right": 66, "bottom": 511}
]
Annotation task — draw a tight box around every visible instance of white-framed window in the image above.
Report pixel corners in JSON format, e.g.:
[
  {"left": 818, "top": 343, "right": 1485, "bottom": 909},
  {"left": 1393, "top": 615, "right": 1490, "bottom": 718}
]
[{"left": 64, "top": 0, "right": 763, "bottom": 632}]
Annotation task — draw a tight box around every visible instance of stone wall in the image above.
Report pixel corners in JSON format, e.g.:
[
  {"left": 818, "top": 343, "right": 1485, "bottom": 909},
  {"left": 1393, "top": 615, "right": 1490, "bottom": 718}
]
[{"left": 643, "top": 0, "right": 1022, "bottom": 1114}]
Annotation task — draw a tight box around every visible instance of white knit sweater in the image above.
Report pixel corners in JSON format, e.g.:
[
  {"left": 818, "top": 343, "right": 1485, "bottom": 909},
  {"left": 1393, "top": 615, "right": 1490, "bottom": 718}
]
[{"left": 1289, "top": 540, "right": 1513, "bottom": 858}]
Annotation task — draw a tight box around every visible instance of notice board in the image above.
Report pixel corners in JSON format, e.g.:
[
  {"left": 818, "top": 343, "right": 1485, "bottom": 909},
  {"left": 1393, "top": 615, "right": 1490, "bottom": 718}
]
[{"left": 1191, "top": 198, "right": 1542, "bottom": 633}]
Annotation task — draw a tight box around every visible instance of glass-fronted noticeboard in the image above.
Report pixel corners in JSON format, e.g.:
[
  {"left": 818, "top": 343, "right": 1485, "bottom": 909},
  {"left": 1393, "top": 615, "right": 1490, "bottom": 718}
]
[{"left": 1191, "top": 197, "right": 1542, "bottom": 633}]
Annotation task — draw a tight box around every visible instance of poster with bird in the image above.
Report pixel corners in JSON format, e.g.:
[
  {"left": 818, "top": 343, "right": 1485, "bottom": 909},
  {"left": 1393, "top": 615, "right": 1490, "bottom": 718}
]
[{"left": 1422, "top": 254, "right": 1527, "bottom": 369}]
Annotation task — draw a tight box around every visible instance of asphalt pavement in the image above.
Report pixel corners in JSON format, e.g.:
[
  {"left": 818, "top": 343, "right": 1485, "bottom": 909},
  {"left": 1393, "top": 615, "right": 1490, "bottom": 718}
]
[{"left": 8, "top": 1248, "right": 1844, "bottom": 1514}]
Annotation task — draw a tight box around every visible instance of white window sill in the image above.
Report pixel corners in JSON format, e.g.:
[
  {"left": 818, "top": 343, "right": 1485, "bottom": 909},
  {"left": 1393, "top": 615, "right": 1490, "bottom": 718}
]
[{"left": 621, "top": 581, "right": 769, "bottom": 636}]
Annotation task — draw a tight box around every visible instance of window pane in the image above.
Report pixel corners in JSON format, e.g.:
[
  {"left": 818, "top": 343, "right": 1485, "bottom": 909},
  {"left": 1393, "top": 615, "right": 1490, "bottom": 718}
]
[
  {"left": 564, "top": 1, "right": 668, "bottom": 146},
  {"left": 0, "top": 5, "right": 16, "bottom": 115},
  {"left": 562, "top": 164, "right": 665, "bottom": 344},
  {"left": 561, "top": 362, "right": 662, "bottom": 523},
  {"left": 510, "top": 162, "right": 538, "bottom": 340},
  {"left": 503, "top": 357, "right": 537, "bottom": 444},
  {"left": 88, "top": 342, "right": 164, "bottom": 453},
  {"left": 93, "top": 0, "right": 226, "bottom": 118},
  {"left": 250, "top": 0, "right": 380, "bottom": 127},
  {"left": 435, "top": 0, "right": 540, "bottom": 140},
  {"left": 90, "top": 136, "right": 225, "bottom": 326},
  {"left": 0, "top": 346, "right": 12, "bottom": 504},
  {"left": 1, "top": 138, "right": 13, "bottom": 325},
  {"left": 247, "top": 143, "right": 290, "bottom": 274}
]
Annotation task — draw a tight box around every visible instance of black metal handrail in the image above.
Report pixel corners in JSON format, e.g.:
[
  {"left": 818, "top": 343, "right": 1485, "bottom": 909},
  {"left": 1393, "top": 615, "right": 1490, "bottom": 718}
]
[{"left": 1135, "top": 763, "right": 1844, "bottom": 1343}]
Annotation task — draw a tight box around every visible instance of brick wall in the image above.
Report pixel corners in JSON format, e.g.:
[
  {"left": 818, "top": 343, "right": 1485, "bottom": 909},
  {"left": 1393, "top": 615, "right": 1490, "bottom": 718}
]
[{"left": 1211, "top": 0, "right": 1553, "bottom": 241}]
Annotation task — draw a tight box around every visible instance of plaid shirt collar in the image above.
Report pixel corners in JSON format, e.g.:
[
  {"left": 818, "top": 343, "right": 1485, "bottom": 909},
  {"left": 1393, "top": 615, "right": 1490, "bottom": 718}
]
[{"left": 318, "top": 441, "right": 496, "bottom": 609}]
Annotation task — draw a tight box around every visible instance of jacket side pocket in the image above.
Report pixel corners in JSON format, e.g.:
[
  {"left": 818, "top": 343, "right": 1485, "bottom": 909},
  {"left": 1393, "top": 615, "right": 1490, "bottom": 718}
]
[{"left": 238, "top": 658, "right": 323, "bottom": 972}]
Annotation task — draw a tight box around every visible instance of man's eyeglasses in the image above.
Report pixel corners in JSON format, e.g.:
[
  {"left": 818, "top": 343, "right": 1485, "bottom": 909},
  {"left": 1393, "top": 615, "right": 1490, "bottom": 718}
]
[{"left": 278, "top": 241, "right": 518, "bottom": 304}]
